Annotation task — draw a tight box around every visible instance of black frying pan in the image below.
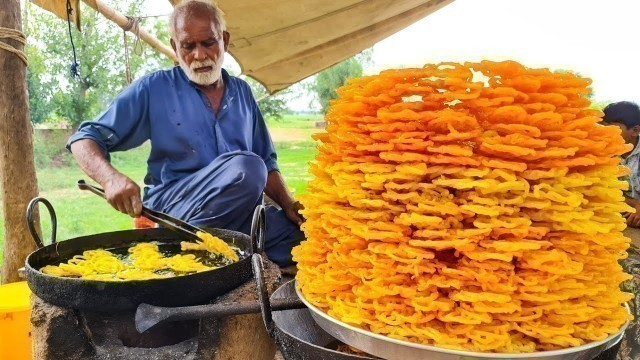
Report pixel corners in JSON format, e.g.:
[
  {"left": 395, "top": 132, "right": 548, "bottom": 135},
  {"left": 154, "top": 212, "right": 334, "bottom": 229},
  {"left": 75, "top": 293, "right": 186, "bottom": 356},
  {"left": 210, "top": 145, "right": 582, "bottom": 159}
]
[
  {"left": 134, "top": 253, "right": 374, "bottom": 359},
  {"left": 24, "top": 197, "right": 265, "bottom": 312}
]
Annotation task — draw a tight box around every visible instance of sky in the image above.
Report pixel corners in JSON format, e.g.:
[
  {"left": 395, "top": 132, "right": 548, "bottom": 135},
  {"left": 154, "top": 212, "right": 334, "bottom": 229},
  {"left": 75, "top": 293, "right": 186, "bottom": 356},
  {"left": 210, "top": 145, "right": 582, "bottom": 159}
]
[
  {"left": 370, "top": 0, "right": 640, "bottom": 105},
  {"left": 149, "top": 0, "right": 640, "bottom": 111}
]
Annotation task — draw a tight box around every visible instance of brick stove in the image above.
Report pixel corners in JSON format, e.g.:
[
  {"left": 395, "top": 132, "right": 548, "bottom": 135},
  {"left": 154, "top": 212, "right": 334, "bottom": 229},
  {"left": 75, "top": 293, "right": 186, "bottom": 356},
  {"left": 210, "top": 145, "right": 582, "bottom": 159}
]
[{"left": 29, "top": 259, "right": 282, "bottom": 360}]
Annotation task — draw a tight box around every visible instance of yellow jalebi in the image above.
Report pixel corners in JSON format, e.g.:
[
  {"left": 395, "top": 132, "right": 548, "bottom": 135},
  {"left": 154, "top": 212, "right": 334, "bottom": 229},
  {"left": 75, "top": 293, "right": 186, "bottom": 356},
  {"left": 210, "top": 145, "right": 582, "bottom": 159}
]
[
  {"left": 181, "top": 232, "right": 239, "bottom": 262},
  {"left": 165, "top": 254, "right": 213, "bottom": 273},
  {"left": 40, "top": 249, "right": 125, "bottom": 278},
  {"left": 293, "top": 60, "right": 633, "bottom": 353},
  {"left": 40, "top": 236, "right": 238, "bottom": 281}
]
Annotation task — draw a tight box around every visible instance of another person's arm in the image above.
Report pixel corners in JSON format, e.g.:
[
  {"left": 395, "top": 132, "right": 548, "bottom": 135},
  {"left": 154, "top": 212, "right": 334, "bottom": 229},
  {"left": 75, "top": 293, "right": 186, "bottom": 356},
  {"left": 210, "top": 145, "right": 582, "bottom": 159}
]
[
  {"left": 265, "top": 170, "right": 303, "bottom": 225},
  {"left": 625, "top": 197, "right": 640, "bottom": 227},
  {"left": 626, "top": 196, "right": 640, "bottom": 208}
]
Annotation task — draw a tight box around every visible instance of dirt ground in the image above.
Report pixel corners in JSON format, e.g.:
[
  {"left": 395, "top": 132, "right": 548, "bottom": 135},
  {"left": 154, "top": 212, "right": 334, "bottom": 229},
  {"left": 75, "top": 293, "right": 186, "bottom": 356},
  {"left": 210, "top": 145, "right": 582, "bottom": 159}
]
[{"left": 269, "top": 127, "right": 322, "bottom": 143}]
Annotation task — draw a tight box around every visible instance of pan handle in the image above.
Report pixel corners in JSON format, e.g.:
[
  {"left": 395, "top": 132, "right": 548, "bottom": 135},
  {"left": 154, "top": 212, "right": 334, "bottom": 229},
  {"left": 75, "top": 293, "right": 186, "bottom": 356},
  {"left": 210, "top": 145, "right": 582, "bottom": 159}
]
[
  {"left": 252, "top": 253, "right": 274, "bottom": 334},
  {"left": 250, "top": 205, "right": 266, "bottom": 254},
  {"left": 26, "top": 197, "right": 57, "bottom": 249}
]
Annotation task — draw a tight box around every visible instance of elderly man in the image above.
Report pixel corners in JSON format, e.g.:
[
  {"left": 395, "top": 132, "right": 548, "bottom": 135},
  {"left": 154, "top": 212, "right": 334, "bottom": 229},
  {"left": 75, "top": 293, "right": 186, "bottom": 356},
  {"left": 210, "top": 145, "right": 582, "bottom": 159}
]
[
  {"left": 66, "top": 0, "right": 304, "bottom": 266},
  {"left": 602, "top": 101, "right": 640, "bottom": 227}
]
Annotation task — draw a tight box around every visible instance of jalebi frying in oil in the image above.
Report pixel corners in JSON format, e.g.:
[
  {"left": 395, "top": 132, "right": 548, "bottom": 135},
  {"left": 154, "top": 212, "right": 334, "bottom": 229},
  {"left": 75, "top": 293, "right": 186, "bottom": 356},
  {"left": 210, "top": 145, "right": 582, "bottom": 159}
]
[{"left": 40, "top": 233, "right": 238, "bottom": 281}]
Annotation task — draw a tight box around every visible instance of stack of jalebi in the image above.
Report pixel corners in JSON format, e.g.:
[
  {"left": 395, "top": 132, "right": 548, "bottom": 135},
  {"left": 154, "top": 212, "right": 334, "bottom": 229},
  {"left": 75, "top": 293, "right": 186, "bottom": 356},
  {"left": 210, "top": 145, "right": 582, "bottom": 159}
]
[{"left": 293, "top": 60, "right": 634, "bottom": 352}]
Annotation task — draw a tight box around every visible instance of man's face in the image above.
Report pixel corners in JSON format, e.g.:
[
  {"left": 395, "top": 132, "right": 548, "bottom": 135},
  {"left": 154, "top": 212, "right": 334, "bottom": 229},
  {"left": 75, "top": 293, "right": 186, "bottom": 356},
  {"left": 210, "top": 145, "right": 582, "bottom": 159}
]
[
  {"left": 611, "top": 123, "right": 640, "bottom": 144},
  {"left": 171, "top": 14, "right": 229, "bottom": 86}
]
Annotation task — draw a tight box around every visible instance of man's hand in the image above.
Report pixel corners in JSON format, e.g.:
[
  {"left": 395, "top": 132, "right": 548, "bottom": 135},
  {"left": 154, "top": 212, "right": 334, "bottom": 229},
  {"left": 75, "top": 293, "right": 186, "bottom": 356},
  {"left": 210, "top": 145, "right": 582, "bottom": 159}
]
[
  {"left": 626, "top": 204, "right": 640, "bottom": 228},
  {"left": 283, "top": 200, "right": 304, "bottom": 226},
  {"left": 71, "top": 139, "right": 142, "bottom": 217},
  {"left": 103, "top": 174, "right": 142, "bottom": 217},
  {"left": 265, "top": 171, "right": 305, "bottom": 226}
]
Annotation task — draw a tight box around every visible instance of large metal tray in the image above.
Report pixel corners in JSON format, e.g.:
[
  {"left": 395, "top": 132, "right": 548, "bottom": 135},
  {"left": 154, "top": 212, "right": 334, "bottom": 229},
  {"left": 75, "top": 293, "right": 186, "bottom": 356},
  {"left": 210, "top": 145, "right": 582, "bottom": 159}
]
[{"left": 296, "top": 285, "right": 629, "bottom": 360}]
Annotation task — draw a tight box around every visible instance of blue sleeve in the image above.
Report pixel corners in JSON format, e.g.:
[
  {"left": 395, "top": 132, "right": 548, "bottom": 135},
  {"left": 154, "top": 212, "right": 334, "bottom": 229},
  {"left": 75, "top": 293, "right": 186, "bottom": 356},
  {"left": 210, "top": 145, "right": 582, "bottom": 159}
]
[
  {"left": 250, "top": 89, "right": 279, "bottom": 172},
  {"left": 66, "top": 77, "right": 151, "bottom": 156}
]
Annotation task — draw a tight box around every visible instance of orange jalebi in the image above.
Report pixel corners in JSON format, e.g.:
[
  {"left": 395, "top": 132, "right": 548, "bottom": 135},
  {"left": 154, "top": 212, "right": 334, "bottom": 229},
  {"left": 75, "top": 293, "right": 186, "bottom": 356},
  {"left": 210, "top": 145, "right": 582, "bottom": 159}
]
[{"left": 293, "top": 60, "right": 633, "bottom": 353}]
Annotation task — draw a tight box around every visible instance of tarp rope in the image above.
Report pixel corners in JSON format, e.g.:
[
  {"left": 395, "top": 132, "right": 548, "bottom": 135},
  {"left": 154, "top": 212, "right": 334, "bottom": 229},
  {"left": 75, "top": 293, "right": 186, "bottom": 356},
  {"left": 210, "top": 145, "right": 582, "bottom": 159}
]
[
  {"left": 66, "top": 0, "right": 80, "bottom": 79},
  {"left": 121, "top": 16, "right": 143, "bottom": 84},
  {"left": 0, "top": 27, "right": 28, "bottom": 66}
]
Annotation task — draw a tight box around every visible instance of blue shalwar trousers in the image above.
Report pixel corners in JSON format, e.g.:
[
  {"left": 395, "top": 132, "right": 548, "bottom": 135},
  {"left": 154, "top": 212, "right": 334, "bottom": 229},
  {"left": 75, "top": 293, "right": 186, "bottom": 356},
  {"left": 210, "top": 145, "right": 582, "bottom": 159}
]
[{"left": 143, "top": 151, "right": 304, "bottom": 266}]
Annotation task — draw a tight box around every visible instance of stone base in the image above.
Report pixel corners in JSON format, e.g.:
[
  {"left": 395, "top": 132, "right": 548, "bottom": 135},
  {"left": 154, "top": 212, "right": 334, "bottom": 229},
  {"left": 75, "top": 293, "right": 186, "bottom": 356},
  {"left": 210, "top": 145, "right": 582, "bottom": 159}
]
[{"left": 31, "top": 259, "right": 282, "bottom": 360}]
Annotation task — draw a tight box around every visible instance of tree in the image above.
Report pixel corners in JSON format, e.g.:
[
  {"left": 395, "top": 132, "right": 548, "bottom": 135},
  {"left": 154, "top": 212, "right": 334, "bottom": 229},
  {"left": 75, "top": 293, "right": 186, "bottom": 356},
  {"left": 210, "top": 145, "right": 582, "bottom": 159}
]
[
  {"left": 310, "top": 49, "right": 372, "bottom": 113},
  {"left": 23, "top": 4, "right": 54, "bottom": 125},
  {"left": 25, "top": 43, "right": 54, "bottom": 124},
  {"left": 242, "top": 75, "right": 289, "bottom": 120},
  {"left": 1, "top": 0, "right": 40, "bottom": 283},
  {"left": 24, "top": 1, "right": 173, "bottom": 128},
  {"left": 554, "top": 69, "right": 594, "bottom": 101}
]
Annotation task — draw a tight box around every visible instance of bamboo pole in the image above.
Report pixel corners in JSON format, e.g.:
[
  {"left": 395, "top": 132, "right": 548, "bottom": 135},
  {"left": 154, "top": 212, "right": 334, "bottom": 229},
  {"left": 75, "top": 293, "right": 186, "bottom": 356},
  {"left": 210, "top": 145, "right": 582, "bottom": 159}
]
[
  {"left": 0, "top": 0, "right": 40, "bottom": 283},
  {"left": 82, "top": 0, "right": 177, "bottom": 63}
]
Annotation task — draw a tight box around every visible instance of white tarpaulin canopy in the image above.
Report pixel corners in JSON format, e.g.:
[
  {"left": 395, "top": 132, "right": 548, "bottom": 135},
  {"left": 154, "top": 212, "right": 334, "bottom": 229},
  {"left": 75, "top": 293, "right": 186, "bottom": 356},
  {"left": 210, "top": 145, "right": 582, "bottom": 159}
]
[
  {"left": 213, "top": 0, "right": 455, "bottom": 93},
  {"left": 35, "top": 0, "right": 455, "bottom": 93}
]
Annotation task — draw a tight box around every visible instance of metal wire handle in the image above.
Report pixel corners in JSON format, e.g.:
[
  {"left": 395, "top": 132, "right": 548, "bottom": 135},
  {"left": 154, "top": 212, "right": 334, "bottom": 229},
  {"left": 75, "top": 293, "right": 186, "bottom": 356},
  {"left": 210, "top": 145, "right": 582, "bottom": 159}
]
[
  {"left": 252, "top": 253, "right": 274, "bottom": 334},
  {"left": 251, "top": 205, "right": 266, "bottom": 254},
  {"left": 26, "top": 197, "right": 57, "bottom": 249}
]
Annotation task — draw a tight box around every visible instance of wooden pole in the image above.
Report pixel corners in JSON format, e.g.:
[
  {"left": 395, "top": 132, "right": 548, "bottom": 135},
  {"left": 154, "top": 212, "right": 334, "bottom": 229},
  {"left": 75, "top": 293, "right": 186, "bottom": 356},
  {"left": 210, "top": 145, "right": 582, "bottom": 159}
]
[
  {"left": 0, "top": 0, "right": 39, "bottom": 283},
  {"left": 82, "top": 0, "right": 177, "bottom": 63}
]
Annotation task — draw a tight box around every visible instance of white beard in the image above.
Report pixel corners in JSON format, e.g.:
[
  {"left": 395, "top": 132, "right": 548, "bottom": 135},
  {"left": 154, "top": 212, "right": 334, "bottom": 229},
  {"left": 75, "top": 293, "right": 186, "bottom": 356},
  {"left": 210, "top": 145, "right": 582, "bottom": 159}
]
[{"left": 179, "top": 56, "right": 223, "bottom": 86}]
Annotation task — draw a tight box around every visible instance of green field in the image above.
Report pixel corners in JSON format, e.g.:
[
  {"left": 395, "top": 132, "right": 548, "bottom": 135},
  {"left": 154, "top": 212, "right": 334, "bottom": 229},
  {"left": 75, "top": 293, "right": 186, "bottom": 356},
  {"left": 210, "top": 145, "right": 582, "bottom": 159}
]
[{"left": 0, "top": 114, "right": 322, "bottom": 264}]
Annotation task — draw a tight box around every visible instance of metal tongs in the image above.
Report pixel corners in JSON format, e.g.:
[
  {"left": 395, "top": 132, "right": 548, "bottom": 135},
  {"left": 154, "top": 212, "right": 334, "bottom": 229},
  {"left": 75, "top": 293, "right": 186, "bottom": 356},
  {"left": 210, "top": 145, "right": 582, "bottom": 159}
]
[{"left": 77, "top": 179, "right": 204, "bottom": 241}]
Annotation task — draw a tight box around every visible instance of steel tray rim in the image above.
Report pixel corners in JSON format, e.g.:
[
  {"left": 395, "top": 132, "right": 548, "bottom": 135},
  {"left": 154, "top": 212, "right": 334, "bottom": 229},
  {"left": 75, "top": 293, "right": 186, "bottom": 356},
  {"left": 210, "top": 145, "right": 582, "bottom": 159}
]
[{"left": 295, "top": 283, "right": 630, "bottom": 359}]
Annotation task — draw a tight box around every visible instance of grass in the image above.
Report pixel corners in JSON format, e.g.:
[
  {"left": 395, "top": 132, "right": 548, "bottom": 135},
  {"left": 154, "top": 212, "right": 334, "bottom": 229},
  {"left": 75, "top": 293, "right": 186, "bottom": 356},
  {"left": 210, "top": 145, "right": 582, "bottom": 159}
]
[
  {"left": 266, "top": 113, "right": 324, "bottom": 129},
  {"left": 0, "top": 115, "right": 320, "bottom": 265},
  {"left": 277, "top": 141, "right": 318, "bottom": 196}
]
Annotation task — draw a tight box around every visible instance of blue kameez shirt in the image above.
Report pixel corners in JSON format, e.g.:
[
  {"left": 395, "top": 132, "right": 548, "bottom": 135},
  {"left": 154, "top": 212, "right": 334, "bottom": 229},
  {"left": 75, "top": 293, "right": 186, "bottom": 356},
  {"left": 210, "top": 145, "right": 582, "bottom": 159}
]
[{"left": 66, "top": 67, "right": 278, "bottom": 199}]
